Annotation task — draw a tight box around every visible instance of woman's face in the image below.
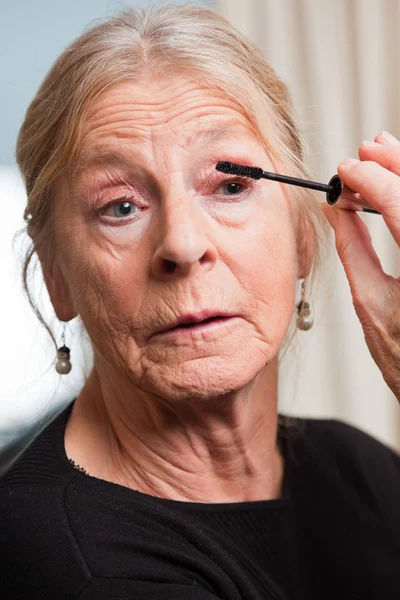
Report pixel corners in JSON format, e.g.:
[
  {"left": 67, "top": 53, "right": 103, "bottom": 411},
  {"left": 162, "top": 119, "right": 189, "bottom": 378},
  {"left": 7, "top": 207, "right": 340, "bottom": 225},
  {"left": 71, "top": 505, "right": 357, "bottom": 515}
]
[{"left": 53, "top": 75, "right": 300, "bottom": 400}]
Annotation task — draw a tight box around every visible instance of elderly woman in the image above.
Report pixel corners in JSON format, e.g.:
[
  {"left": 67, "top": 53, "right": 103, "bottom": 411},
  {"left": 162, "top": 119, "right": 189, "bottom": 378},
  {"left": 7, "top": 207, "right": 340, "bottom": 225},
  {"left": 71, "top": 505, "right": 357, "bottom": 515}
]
[{"left": 1, "top": 3, "right": 400, "bottom": 599}]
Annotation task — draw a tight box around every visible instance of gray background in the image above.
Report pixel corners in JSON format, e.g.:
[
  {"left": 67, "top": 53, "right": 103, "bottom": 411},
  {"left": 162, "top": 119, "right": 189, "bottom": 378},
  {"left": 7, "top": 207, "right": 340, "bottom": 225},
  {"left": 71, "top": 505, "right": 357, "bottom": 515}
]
[{"left": 1, "top": 0, "right": 209, "bottom": 166}]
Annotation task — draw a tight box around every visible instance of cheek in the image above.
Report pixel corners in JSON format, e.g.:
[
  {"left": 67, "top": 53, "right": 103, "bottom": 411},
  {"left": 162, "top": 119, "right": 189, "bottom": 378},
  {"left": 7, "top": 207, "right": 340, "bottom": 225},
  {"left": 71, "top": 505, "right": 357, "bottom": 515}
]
[
  {"left": 233, "top": 207, "right": 298, "bottom": 336},
  {"left": 65, "top": 245, "right": 147, "bottom": 350}
]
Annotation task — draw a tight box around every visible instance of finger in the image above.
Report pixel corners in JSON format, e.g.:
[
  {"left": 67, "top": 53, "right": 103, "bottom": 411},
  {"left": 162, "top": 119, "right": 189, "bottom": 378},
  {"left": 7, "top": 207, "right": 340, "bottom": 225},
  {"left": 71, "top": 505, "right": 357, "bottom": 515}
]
[
  {"left": 337, "top": 159, "right": 400, "bottom": 245},
  {"left": 358, "top": 141, "right": 400, "bottom": 175},
  {"left": 375, "top": 130, "right": 400, "bottom": 147},
  {"left": 321, "top": 202, "right": 386, "bottom": 306}
]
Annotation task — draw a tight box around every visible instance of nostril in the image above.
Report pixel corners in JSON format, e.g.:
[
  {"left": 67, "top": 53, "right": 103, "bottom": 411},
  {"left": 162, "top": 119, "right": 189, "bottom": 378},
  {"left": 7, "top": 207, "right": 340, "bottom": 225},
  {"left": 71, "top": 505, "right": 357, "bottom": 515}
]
[{"left": 163, "top": 260, "right": 177, "bottom": 274}]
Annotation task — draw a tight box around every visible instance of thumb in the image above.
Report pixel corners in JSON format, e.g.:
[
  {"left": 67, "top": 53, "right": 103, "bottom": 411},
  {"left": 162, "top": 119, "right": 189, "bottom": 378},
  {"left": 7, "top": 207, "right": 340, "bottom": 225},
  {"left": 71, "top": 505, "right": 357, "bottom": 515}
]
[
  {"left": 321, "top": 203, "right": 339, "bottom": 229},
  {"left": 321, "top": 202, "right": 385, "bottom": 298}
]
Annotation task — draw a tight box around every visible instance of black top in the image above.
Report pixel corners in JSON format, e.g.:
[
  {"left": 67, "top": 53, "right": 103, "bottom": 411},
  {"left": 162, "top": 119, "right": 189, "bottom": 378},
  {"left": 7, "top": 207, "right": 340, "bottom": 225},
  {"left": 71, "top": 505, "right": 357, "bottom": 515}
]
[{"left": 1, "top": 399, "right": 400, "bottom": 600}]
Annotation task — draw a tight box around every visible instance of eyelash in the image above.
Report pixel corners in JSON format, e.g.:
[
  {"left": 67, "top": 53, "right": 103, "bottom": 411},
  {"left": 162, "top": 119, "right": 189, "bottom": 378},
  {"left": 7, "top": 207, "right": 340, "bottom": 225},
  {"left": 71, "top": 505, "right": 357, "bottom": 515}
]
[{"left": 97, "top": 176, "right": 257, "bottom": 225}]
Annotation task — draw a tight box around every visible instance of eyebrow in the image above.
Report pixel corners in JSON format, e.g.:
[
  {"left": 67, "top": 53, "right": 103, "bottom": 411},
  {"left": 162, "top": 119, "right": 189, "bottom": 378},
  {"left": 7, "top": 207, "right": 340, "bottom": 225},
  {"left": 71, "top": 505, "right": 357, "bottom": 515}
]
[{"left": 74, "top": 125, "right": 259, "bottom": 175}]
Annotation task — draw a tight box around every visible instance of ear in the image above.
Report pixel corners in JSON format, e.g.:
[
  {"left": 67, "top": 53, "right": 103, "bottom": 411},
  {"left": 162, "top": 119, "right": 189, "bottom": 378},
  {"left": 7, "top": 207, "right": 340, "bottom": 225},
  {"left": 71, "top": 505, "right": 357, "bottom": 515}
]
[
  {"left": 37, "top": 248, "right": 78, "bottom": 322},
  {"left": 296, "top": 212, "right": 315, "bottom": 279}
]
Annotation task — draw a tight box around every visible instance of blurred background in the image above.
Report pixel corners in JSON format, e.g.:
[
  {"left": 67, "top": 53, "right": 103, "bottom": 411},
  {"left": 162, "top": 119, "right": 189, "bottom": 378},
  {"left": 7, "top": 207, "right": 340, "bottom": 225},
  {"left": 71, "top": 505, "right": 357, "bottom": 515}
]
[{"left": 1, "top": 0, "right": 400, "bottom": 473}]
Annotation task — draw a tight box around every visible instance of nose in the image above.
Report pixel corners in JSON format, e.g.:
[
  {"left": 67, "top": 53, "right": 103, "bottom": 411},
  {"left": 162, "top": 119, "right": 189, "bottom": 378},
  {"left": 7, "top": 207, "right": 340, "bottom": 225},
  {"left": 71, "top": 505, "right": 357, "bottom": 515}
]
[{"left": 150, "top": 191, "right": 218, "bottom": 279}]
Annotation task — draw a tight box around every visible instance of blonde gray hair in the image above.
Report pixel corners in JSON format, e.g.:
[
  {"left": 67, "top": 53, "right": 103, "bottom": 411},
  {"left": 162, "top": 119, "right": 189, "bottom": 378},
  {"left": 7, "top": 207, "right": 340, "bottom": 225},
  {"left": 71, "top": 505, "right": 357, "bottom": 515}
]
[{"left": 16, "top": 1, "right": 329, "bottom": 362}]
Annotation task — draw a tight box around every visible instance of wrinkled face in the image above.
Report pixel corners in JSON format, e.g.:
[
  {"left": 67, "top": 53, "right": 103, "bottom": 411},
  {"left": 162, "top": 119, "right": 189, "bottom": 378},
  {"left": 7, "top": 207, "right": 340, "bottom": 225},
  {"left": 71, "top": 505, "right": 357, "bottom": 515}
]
[{"left": 54, "top": 75, "right": 300, "bottom": 400}]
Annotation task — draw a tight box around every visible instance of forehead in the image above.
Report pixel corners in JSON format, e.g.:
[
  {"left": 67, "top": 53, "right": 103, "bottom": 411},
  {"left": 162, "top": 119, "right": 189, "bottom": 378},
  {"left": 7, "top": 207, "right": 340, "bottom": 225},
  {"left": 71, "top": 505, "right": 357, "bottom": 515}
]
[
  {"left": 84, "top": 75, "right": 252, "bottom": 123},
  {"left": 76, "top": 76, "right": 262, "bottom": 158}
]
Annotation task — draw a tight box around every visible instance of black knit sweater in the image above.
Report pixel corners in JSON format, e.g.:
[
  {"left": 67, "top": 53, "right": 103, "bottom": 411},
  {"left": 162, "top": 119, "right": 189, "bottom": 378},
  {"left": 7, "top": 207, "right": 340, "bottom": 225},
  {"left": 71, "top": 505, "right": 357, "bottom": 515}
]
[{"left": 1, "top": 399, "right": 400, "bottom": 599}]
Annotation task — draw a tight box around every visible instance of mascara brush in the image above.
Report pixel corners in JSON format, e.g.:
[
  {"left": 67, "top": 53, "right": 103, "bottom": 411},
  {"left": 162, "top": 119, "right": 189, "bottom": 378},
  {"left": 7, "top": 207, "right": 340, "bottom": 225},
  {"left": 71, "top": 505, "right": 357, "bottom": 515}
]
[{"left": 216, "top": 161, "right": 380, "bottom": 215}]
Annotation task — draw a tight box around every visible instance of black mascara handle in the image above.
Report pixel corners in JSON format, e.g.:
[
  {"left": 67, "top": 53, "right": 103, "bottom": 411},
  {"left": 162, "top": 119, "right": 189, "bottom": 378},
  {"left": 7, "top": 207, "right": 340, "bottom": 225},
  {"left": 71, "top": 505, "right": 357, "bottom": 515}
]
[{"left": 327, "top": 175, "right": 381, "bottom": 215}]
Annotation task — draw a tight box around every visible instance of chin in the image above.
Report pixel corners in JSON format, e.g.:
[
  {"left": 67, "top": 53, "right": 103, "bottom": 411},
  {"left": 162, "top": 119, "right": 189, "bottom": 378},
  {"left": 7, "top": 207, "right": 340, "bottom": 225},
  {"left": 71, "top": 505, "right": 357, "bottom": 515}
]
[{"left": 134, "top": 344, "right": 273, "bottom": 402}]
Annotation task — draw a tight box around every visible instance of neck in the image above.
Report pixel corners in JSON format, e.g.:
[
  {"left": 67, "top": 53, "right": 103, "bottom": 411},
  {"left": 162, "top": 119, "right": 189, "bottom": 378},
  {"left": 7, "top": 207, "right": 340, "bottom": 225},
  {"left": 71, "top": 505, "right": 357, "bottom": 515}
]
[{"left": 65, "top": 358, "right": 284, "bottom": 503}]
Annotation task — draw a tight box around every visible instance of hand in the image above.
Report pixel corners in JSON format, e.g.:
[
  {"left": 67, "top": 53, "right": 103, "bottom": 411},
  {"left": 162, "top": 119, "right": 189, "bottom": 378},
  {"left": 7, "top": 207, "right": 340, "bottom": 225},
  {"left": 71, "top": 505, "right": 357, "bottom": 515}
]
[{"left": 322, "top": 131, "right": 400, "bottom": 403}]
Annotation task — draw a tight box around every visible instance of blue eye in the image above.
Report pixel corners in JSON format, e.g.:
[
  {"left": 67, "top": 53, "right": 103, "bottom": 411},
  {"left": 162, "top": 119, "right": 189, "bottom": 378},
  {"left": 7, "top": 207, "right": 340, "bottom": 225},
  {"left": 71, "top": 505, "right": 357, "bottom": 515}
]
[
  {"left": 215, "top": 176, "right": 252, "bottom": 198},
  {"left": 111, "top": 201, "right": 136, "bottom": 218},
  {"left": 221, "top": 182, "right": 246, "bottom": 195}
]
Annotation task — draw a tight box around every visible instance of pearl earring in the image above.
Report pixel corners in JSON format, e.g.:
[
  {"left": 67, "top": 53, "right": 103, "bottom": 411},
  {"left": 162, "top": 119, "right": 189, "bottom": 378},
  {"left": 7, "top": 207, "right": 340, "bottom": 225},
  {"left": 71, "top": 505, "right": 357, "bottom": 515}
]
[
  {"left": 296, "top": 279, "right": 313, "bottom": 331},
  {"left": 55, "top": 322, "right": 72, "bottom": 374}
]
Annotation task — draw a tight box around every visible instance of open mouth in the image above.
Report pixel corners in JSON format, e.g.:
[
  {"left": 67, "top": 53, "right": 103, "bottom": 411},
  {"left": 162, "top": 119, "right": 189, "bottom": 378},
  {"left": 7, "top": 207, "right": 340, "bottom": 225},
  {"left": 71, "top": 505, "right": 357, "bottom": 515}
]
[
  {"left": 160, "top": 316, "right": 232, "bottom": 335},
  {"left": 175, "top": 316, "right": 224, "bottom": 329},
  {"left": 152, "top": 315, "right": 236, "bottom": 339}
]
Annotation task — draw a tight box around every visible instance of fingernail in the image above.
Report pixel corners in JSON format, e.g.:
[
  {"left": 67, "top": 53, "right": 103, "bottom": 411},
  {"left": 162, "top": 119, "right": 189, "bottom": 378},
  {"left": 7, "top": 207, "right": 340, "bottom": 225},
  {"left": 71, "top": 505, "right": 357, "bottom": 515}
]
[
  {"left": 362, "top": 140, "right": 381, "bottom": 148},
  {"left": 340, "top": 157, "right": 360, "bottom": 168},
  {"left": 381, "top": 131, "right": 400, "bottom": 145}
]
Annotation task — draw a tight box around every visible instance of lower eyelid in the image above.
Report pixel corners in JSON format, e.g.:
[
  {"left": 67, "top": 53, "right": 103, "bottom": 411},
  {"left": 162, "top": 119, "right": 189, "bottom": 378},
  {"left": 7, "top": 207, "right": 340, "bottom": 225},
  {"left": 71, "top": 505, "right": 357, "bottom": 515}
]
[{"left": 99, "top": 214, "right": 143, "bottom": 228}]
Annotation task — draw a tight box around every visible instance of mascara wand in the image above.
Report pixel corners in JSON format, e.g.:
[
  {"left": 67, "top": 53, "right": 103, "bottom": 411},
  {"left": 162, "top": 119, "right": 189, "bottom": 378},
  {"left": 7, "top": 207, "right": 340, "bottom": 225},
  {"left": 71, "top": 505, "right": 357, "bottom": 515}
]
[{"left": 216, "top": 161, "right": 380, "bottom": 215}]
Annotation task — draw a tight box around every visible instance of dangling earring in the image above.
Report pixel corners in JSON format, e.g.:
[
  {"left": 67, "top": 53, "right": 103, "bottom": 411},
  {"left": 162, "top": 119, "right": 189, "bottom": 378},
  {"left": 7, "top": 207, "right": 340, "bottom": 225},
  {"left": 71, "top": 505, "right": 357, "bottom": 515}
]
[
  {"left": 55, "top": 322, "right": 72, "bottom": 374},
  {"left": 296, "top": 279, "right": 313, "bottom": 331}
]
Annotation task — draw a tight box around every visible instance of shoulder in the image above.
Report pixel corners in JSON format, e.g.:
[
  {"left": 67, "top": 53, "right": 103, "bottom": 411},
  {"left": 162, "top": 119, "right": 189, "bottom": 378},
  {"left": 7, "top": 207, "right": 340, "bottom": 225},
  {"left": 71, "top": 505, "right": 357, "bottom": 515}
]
[
  {"left": 285, "top": 413, "right": 400, "bottom": 467},
  {"left": 298, "top": 415, "right": 399, "bottom": 462},
  {"left": 0, "top": 404, "right": 94, "bottom": 596},
  {"left": 283, "top": 414, "right": 400, "bottom": 508},
  {"left": 0, "top": 403, "right": 72, "bottom": 516}
]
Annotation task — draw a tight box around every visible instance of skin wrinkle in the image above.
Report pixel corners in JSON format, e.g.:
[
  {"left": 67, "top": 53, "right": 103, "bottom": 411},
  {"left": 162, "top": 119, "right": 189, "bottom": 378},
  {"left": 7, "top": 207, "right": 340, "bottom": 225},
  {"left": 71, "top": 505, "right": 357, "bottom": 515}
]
[
  {"left": 77, "top": 125, "right": 253, "bottom": 174},
  {"left": 86, "top": 82, "right": 249, "bottom": 127},
  {"left": 84, "top": 77, "right": 194, "bottom": 119},
  {"left": 82, "top": 107, "right": 249, "bottom": 155},
  {"left": 52, "top": 75, "right": 300, "bottom": 503}
]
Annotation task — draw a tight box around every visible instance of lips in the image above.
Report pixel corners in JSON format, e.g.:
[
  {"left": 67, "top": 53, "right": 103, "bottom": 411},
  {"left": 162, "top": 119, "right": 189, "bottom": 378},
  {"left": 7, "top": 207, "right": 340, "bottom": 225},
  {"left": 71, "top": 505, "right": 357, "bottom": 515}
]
[
  {"left": 158, "top": 310, "right": 232, "bottom": 335},
  {"left": 176, "top": 316, "right": 221, "bottom": 328}
]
